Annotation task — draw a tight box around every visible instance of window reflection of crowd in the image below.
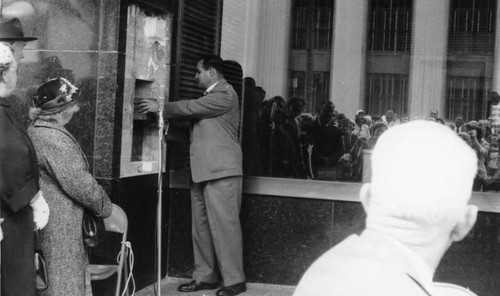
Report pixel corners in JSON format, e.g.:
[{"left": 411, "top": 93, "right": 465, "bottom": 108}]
[
  {"left": 242, "top": 88, "right": 500, "bottom": 192},
  {"left": 242, "top": 90, "right": 390, "bottom": 182},
  {"left": 456, "top": 118, "right": 500, "bottom": 192}
]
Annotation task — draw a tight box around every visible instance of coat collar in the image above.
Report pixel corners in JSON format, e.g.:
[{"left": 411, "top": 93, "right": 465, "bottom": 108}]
[
  {"left": 360, "top": 229, "right": 434, "bottom": 294},
  {"left": 32, "top": 119, "right": 67, "bottom": 134},
  {"left": 205, "top": 79, "right": 228, "bottom": 94},
  {"left": 32, "top": 119, "right": 90, "bottom": 168}
]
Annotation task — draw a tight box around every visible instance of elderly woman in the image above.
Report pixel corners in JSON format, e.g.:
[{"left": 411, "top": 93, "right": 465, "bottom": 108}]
[
  {"left": 27, "top": 77, "right": 112, "bottom": 296},
  {"left": 0, "top": 42, "right": 49, "bottom": 296}
]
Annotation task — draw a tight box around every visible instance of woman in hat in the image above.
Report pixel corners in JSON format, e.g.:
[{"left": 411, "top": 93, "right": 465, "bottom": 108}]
[
  {"left": 0, "top": 42, "right": 49, "bottom": 296},
  {"left": 27, "top": 77, "right": 112, "bottom": 296}
]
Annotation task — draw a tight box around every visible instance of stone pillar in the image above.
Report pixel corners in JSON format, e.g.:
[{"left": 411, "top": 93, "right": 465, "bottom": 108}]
[
  {"left": 408, "top": 0, "right": 449, "bottom": 119},
  {"left": 492, "top": 2, "right": 500, "bottom": 92},
  {"left": 330, "top": 0, "right": 368, "bottom": 118},
  {"left": 221, "top": 0, "right": 292, "bottom": 99},
  {"left": 220, "top": 0, "right": 248, "bottom": 64}
]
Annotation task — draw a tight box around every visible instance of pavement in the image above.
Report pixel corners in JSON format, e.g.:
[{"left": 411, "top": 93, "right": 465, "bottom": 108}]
[{"left": 135, "top": 277, "right": 296, "bottom": 296}]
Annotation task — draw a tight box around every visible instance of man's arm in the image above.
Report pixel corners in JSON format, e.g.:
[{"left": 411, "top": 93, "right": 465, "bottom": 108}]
[
  {"left": 165, "top": 91, "right": 232, "bottom": 119},
  {"left": 136, "top": 88, "right": 233, "bottom": 120}
]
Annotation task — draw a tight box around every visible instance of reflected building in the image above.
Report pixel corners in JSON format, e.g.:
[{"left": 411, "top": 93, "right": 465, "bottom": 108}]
[{"left": 223, "top": 0, "right": 498, "bottom": 122}]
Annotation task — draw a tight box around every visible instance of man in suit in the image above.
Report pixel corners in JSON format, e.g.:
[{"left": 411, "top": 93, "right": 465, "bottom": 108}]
[
  {"left": 137, "top": 55, "right": 246, "bottom": 296},
  {"left": 293, "top": 121, "right": 478, "bottom": 296},
  {"left": 453, "top": 114, "right": 465, "bottom": 133}
]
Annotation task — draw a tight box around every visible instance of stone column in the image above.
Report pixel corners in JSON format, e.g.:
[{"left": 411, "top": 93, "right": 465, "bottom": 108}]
[
  {"left": 221, "top": 0, "right": 292, "bottom": 99},
  {"left": 492, "top": 2, "right": 500, "bottom": 92},
  {"left": 408, "top": 0, "right": 450, "bottom": 119},
  {"left": 330, "top": 0, "right": 368, "bottom": 118},
  {"left": 220, "top": 0, "right": 248, "bottom": 65}
]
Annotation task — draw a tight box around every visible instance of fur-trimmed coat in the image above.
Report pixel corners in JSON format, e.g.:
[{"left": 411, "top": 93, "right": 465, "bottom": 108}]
[{"left": 28, "top": 119, "right": 112, "bottom": 296}]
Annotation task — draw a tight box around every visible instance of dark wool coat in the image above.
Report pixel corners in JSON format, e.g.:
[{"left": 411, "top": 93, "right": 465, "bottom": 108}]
[
  {"left": 28, "top": 119, "right": 112, "bottom": 296},
  {"left": 0, "top": 97, "right": 38, "bottom": 296}
]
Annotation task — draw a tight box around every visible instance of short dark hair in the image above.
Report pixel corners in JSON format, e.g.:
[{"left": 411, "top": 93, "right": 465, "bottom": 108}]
[
  {"left": 244, "top": 77, "right": 256, "bottom": 87},
  {"left": 198, "top": 55, "right": 224, "bottom": 74}
]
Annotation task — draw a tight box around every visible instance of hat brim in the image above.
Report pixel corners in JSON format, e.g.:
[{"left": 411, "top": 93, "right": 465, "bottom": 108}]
[
  {"left": 0, "top": 36, "right": 37, "bottom": 41},
  {"left": 36, "top": 100, "right": 77, "bottom": 116}
]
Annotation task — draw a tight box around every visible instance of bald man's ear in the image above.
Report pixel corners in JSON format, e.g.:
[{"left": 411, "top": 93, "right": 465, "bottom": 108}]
[
  {"left": 360, "top": 183, "right": 372, "bottom": 213},
  {"left": 450, "top": 205, "right": 478, "bottom": 242}
]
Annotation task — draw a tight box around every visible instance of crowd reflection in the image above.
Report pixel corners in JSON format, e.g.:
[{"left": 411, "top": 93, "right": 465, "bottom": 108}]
[
  {"left": 244, "top": 94, "right": 387, "bottom": 182},
  {"left": 242, "top": 94, "right": 500, "bottom": 192}
]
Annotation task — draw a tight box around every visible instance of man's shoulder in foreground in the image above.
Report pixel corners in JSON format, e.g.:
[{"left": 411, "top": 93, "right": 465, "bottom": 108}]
[{"left": 293, "top": 232, "right": 430, "bottom": 296}]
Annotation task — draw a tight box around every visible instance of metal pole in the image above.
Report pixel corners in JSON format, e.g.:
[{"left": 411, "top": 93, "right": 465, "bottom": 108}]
[{"left": 156, "top": 86, "right": 166, "bottom": 296}]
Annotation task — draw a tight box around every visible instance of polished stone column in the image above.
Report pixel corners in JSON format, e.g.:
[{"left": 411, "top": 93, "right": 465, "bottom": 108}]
[
  {"left": 330, "top": 0, "right": 368, "bottom": 118},
  {"left": 408, "top": 0, "right": 450, "bottom": 118},
  {"left": 492, "top": 2, "right": 500, "bottom": 92},
  {"left": 221, "top": 0, "right": 248, "bottom": 65},
  {"left": 221, "top": 0, "right": 292, "bottom": 99}
]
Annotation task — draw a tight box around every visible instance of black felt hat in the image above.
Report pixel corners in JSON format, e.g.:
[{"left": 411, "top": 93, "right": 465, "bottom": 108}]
[
  {"left": 0, "top": 18, "right": 37, "bottom": 42},
  {"left": 33, "top": 78, "right": 79, "bottom": 115}
]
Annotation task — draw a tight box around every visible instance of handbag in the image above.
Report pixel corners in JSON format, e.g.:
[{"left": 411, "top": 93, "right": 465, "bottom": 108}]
[
  {"left": 34, "top": 231, "right": 48, "bottom": 291},
  {"left": 82, "top": 211, "right": 105, "bottom": 248}
]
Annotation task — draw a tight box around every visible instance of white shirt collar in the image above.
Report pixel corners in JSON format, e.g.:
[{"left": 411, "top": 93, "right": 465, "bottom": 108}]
[{"left": 205, "top": 81, "right": 220, "bottom": 94}]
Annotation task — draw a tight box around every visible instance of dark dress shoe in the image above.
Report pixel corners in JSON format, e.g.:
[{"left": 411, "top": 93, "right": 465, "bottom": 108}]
[
  {"left": 178, "top": 280, "right": 219, "bottom": 292},
  {"left": 216, "top": 282, "right": 247, "bottom": 296}
]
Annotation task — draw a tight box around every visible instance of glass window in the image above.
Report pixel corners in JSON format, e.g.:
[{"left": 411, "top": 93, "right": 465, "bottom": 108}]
[
  {"left": 367, "top": 0, "right": 413, "bottom": 52},
  {"left": 291, "top": 0, "right": 334, "bottom": 50},
  {"left": 448, "top": 0, "right": 496, "bottom": 53},
  {"left": 366, "top": 73, "right": 409, "bottom": 118},
  {"left": 234, "top": 0, "right": 500, "bottom": 193}
]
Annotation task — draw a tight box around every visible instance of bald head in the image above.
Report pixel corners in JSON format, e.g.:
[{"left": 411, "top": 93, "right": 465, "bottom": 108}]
[{"left": 365, "top": 121, "right": 477, "bottom": 226}]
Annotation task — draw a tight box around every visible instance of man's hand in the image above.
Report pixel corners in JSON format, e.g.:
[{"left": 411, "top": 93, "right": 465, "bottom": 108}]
[
  {"left": 30, "top": 191, "right": 50, "bottom": 230},
  {"left": 340, "top": 153, "right": 352, "bottom": 162},
  {"left": 135, "top": 98, "right": 160, "bottom": 114}
]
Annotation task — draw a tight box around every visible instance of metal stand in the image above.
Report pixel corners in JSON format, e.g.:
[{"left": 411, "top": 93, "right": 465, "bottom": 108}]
[{"left": 156, "top": 101, "right": 167, "bottom": 296}]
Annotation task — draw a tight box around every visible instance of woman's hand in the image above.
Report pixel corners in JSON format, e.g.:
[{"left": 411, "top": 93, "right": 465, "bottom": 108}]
[{"left": 0, "top": 218, "right": 4, "bottom": 241}]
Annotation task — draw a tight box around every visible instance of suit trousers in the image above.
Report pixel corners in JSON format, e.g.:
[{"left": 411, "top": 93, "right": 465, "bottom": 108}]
[{"left": 190, "top": 176, "right": 245, "bottom": 286}]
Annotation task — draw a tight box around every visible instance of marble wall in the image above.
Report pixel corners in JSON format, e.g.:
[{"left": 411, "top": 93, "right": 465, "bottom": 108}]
[
  {"left": 167, "top": 189, "right": 366, "bottom": 284},
  {"left": 167, "top": 189, "right": 500, "bottom": 296},
  {"left": 9, "top": 0, "right": 123, "bottom": 178}
]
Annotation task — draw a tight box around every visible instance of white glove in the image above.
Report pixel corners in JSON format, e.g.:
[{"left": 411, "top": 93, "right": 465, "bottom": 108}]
[
  {"left": 0, "top": 218, "right": 4, "bottom": 241},
  {"left": 30, "top": 191, "right": 50, "bottom": 230}
]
